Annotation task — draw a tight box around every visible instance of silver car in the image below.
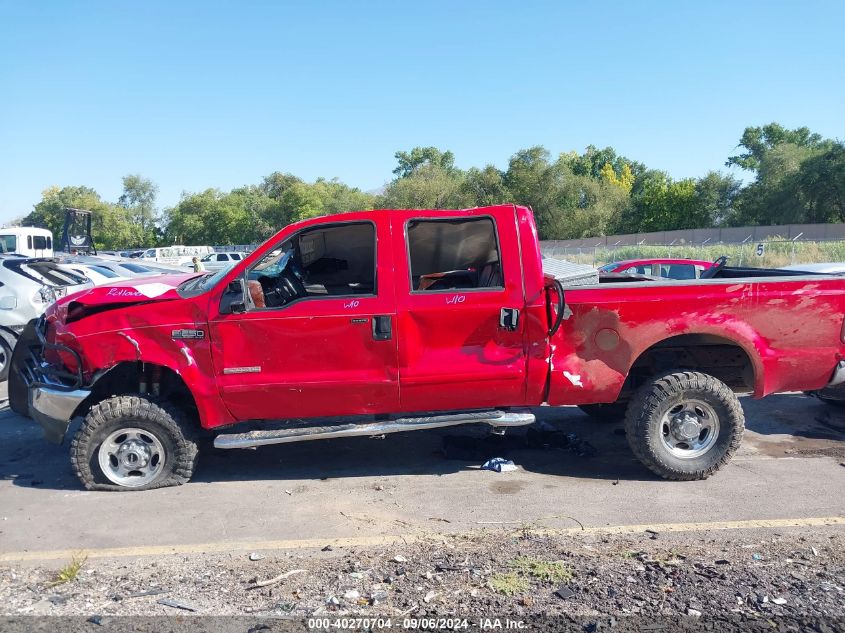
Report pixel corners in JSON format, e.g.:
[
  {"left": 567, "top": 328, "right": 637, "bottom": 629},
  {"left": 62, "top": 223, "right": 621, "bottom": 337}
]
[{"left": 0, "top": 255, "right": 93, "bottom": 380}]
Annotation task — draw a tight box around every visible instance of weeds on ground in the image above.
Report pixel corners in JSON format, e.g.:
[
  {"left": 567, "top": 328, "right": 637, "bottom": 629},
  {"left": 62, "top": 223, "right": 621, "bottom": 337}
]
[
  {"left": 509, "top": 556, "right": 573, "bottom": 583},
  {"left": 47, "top": 553, "right": 87, "bottom": 587},
  {"left": 488, "top": 572, "right": 530, "bottom": 596}
]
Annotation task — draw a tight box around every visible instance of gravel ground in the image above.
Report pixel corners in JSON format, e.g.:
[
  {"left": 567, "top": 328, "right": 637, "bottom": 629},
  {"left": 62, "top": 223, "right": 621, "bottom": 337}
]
[{"left": 1, "top": 527, "right": 843, "bottom": 631}]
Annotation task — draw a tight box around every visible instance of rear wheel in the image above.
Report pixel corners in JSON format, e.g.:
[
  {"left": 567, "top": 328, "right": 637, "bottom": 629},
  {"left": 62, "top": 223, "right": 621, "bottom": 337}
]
[
  {"left": 70, "top": 395, "right": 198, "bottom": 491},
  {"left": 578, "top": 402, "right": 628, "bottom": 423},
  {"left": 625, "top": 371, "right": 743, "bottom": 480}
]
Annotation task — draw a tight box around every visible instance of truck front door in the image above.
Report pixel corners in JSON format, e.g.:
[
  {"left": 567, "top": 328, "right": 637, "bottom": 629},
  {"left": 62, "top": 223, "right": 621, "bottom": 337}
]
[
  {"left": 390, "top": 206, "right": 528, "bottom": 412},
  {"left": 209, "top": 218, "right": 400, "bottom": 421}
]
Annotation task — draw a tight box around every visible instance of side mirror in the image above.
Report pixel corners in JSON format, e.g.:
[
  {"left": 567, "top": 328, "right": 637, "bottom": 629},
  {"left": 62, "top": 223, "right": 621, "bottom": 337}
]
[{"left": 219, "top": 278, "right": 246, "bottom": 315}]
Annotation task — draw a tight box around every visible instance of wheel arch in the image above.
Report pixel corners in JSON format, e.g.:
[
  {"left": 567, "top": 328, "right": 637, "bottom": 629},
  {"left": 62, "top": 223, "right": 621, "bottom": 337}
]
[
  {"left": 625, "top": 331, "right": 762, "bottom": 397},
  {"left": 73, "top": 361, "right": 201, "bottom": 427}
]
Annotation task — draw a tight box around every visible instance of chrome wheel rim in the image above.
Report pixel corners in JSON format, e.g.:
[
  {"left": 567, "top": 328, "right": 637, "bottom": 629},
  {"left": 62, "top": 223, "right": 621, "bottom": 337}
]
[
  {"left": 659, "top": 399, "right": 720, "bottom": 459},
  {"left": 98, "top": 428, "right": 166, "bottom": 487}
]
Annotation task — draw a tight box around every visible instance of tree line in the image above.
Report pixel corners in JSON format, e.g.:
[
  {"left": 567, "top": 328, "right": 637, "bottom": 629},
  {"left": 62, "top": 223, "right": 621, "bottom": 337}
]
[{"left": 18, "top": 122, "right": 845, "bottom": 249}]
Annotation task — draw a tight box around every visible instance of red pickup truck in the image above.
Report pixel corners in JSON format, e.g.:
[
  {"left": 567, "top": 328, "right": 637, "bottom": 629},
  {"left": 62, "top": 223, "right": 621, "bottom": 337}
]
[{"left": 10, "top": 205, "right": 845, "bottom": 490}]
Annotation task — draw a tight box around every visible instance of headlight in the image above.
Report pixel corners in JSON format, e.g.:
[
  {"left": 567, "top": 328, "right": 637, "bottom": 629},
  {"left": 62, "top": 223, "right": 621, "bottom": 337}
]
[{"left": 35, "top": 286, "right": 57, "bottom": 304}]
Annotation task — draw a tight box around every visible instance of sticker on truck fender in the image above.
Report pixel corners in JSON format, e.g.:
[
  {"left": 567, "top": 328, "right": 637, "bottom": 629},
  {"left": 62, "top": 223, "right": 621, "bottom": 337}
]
[{"left": 223, "top": 366, "right": 261, "bottom": 374}]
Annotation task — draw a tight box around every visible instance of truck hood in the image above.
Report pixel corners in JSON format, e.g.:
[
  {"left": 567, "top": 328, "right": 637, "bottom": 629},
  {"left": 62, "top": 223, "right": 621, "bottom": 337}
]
[{"left": 64, "top": 274, "right": 195, "bottom": 306}]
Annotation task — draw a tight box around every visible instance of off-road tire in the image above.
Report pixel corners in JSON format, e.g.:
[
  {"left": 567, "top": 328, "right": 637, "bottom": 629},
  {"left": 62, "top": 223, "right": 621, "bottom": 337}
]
[
  {"left": 624, "top": 371, "right": 744, "bottom": 480},
  {"left": 578, "top": 402, "right": 628, "bottom": 423},
  {"left": 70, "top": 395, "right": 198, "bottom": 491}
]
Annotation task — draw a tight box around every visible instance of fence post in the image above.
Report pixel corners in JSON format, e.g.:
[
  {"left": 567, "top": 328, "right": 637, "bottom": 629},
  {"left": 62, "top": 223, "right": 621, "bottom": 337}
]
[
  {"left": 791, "top": 232, "right": 804, "bottom": 265},
  {"left": 739, "top": 235, "right": 752, "bottom": 266}
]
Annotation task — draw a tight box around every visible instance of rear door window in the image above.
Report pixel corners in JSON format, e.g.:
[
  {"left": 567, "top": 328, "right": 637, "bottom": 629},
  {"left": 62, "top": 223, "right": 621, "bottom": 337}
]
[{"left": 406, "top": 217, "right": 502, "bottom": 292}]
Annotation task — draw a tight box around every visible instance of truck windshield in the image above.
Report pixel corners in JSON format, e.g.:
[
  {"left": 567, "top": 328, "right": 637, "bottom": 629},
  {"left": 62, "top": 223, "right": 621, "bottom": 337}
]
[{"left": 177, "top": 266, "right": 231, "bottom": 297}]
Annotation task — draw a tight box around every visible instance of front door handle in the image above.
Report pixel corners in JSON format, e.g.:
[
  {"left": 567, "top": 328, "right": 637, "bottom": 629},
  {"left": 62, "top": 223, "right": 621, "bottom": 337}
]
[
  {"left": 499, "top": 308, "right": 520, "bottom": 331},
  {"left": 372, "top": 315, "right": 392, "bottom": 341}
]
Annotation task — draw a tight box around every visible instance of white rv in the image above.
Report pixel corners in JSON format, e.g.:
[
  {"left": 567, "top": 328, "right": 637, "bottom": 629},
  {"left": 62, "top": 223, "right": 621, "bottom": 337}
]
[{"left": 0, "top": 227, "right": 54, "bottom": 258}]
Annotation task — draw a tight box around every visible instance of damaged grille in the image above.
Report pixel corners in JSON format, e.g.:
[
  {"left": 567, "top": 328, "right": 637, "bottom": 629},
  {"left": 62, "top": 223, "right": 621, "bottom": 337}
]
[{"left": 18, "top": 317, "right": 84, "bottom": 390}]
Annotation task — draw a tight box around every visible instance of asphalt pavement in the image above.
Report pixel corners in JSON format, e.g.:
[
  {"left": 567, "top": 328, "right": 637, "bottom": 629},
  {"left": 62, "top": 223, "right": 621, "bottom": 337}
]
[{"left": 1, "top": 383, "right": 843, "bottom": 561}]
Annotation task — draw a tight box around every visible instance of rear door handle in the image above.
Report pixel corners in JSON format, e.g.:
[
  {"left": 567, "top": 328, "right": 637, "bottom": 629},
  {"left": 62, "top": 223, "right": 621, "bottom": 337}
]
[
  {"left": 499, "top": 308, "right": 520, "bottom": 331},
  {"left": 372, "top": 315, "right": 392, "bottom": 341}
]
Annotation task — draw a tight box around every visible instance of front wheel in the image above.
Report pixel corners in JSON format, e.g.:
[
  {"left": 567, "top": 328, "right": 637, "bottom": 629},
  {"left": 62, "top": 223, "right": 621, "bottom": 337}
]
[
  {"left": 70, "top": 396, "right": 198, "bottom": 491},
  {"left": 625, "top": 371, "right": 744, "bottom": 480}
]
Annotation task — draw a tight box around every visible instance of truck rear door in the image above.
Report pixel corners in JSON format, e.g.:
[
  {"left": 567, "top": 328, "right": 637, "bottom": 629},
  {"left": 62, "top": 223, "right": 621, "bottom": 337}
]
[{"left": 390, "top": 206, "right": 528, "bottom": 412}]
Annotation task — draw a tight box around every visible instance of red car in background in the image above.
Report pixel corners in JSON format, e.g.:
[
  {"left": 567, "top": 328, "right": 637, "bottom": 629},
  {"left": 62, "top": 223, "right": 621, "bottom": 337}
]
[{"left": 599, "top": 258, "right": 713, "bottom": 280}]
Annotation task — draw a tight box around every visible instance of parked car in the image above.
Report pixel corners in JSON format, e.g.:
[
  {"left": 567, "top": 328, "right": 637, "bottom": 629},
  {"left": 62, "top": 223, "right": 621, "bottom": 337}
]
[
  {"left": 58, "top": 262, "right": 127, "bottom": 286},
  {"left": 0, "top": 255, "right": 92, "bottom": 380},
  {"left": 10, "top": 205, "right": 845, "bottom": 490},
  {"left": 599, "top": 258, "right": 712, "bottom": 280},
  {"left": 57, "top": 256, "right": 186, "bottom": 284},
  {"left": 184, "top": 251, "right": 247, "bottom": 272}
]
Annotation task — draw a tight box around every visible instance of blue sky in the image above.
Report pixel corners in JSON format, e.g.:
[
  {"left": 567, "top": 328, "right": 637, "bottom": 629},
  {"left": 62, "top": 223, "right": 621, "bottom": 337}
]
[{"left": 1, "top": 0, "right": 843, "bottom": 224}]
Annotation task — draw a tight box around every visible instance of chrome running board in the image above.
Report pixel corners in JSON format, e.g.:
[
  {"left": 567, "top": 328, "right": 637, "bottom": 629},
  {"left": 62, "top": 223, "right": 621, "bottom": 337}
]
[{"left": 213, "top": 409, "right": 535, "bottom": 449}]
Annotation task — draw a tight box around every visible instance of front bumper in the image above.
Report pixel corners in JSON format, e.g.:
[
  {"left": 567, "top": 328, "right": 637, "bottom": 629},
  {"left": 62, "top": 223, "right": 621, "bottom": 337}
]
[
  {"left": 29, "top": 385, "right": 90, "bottom": 443},
  {"left": 10, "top": 318, "right": 90, "bottom": 444}
]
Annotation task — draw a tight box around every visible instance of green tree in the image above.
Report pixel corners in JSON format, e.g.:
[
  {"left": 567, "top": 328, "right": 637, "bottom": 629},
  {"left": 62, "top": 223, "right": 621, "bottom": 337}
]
[
  {"left": 461, "top": 165, "right": 511, "bottom": 206},
  {"left": 163, "top": 189, "right": 253, "bottom": 246},
  {"left": 260, "top": 172, "right": 302, "bottom": 199},
  {"left": 118, "top": 174, "right": 158, "bottom": 245},
  {"left": 727, "top": 123, "right": 826, "bottom": 171},
  {"left": 311, "top": 178, "right": 376, "bottom": 215},
  {"left": 22, "top": 185, "right": 140, "bottom": 250},
  {"left": 392, "top": 147, "right": 456, "bottom": 178},
  {"left": 694, "top": 171, "right": 742, "bottom": 227},
  {"left": 378, "top": 163, "right": 473, "bottom": 209},
  {"left": 622, "top": 172, "right": 703, "bottom": 232}
]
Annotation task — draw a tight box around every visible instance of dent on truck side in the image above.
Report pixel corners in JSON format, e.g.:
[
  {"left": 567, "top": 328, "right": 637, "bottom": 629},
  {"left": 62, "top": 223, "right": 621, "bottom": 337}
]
[
  {"left": 545, "top": 278, "right": 845, "bottom": 405},
  {"left": 62, "top": 297, "right": 235, "bottom": 430}
]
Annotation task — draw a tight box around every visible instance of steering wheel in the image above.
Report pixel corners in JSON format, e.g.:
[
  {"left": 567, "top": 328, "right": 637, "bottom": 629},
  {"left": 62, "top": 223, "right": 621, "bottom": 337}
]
[{"left": 280, "top": 269, "right": 306, "bottom": 298}]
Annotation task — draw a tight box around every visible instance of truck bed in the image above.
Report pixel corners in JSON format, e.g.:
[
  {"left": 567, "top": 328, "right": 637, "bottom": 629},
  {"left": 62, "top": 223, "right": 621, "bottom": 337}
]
[{"left": 546, "top": 274, "right": 845, "bottom": 406}]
